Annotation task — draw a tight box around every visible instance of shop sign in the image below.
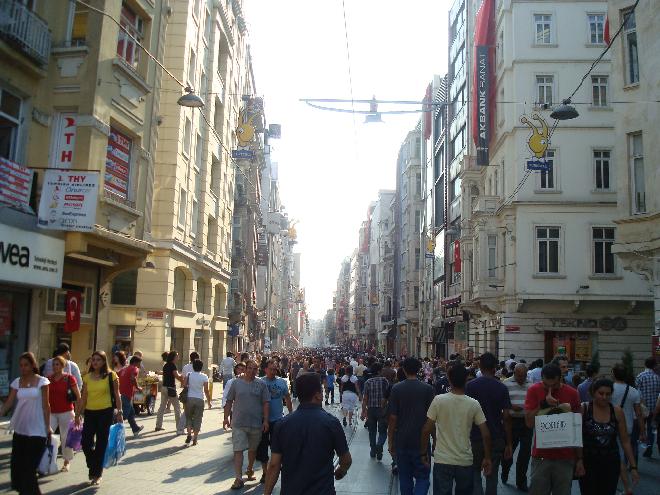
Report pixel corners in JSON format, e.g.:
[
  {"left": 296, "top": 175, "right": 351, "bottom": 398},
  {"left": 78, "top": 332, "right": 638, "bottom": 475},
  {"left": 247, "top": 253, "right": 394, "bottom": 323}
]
[
  {"left": 505, "top": 325, "right": 520, "bottom": 332},
  {"left": 0, "top": 157, "right": 34, "bottom": 213},
  {"left": 50, "top": 113, "right": 77, "bottom": 169},
  {"left": 37, "top": 170, "right": 99, "bottom": 232},
  {"left": 147, "top": 310, "right": 164, "bottom": 319},
  {"left": 0, "top": 223, "right": 64, "bottom": 288},
  {"left": 549, "top": 317, "right": 627, "bottom": 331},
  {"left": 105, "top": 128, "right": 132, "bottom": 199}
]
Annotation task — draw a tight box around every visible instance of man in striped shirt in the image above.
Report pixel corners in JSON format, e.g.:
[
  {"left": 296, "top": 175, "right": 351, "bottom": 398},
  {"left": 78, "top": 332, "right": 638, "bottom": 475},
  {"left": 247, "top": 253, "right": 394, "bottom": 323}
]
[
  {"left": 361, "top": 363, "right": 390, "bottom": 460},
  {"left": 502, "top": 363, "right": 532, "bottom": 491}
]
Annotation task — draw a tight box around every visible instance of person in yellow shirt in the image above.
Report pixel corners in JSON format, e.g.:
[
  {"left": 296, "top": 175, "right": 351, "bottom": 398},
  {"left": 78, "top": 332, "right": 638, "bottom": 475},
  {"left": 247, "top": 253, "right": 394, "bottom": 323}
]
[{"left": 76, "top": 351, "right": 122, "bottom": 486}]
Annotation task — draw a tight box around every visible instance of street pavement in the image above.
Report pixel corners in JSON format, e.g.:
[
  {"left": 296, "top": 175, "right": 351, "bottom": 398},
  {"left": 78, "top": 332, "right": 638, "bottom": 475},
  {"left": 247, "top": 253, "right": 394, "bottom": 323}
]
[{"left": 1, "top": 385, "right": 659, "bottom": 494}]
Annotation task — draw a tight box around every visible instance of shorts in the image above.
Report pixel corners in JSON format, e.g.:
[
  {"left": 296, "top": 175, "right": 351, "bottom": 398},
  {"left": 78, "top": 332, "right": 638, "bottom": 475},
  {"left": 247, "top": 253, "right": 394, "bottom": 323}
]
[{"left": 232, "top": 427, "right": 262, "bottom": 452}]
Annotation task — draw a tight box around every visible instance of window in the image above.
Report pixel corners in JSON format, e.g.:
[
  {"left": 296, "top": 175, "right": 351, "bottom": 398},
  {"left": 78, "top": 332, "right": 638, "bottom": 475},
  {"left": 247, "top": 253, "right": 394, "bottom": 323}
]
[
  {"left": 191, "top": 199, "right": 199, "bottom": 237},
  {"left": 493, "top": 169, "right": 499, "bottom": 196},
  {"left": 207, "top": 217, "right": 218, "bottom": 253},
  {"left": 173, "top": 268, "right": 187, "bottom": 309},
  {"left": 630, "top": 133, "right": 645, "bottom": 213},
  {"left": 593, "top": 150, "right": 611, "bottom": 190},
  {"left": 47, "top": 285, "right": 94, "bottom": 316},
  {"left": 591, "top": 76, "right": 608, "bottom": 107},
  {"left": 178, "top": 188, "right": 187, "bottom": 227},
  {"left": 536, "top": 75, "right": 553, "bottom": 105},
  {"left": 593, "top": 227, "right": 615, "bottom": 274},
  {"left": 538, "top": 149, "right": 556, "bottom": 190},
  {"left": 450, "top": 177, "right": 461, "bottom": 202},
  {"left": 111, "top": 270, "right": 138, "bottom": 305},
  {"left": 450, "top": 126, "right": 465, "bottom": 161},
  {"left": 588, "top": 14, "right": 605, "bottom": 44},
  {"left": 196, "top": 278, "right": 209, "bottom": 314},
  {"left": 534, "top": 14, "right": 552, "bottom": 44},
  {"left": 434, "top": 180, "right": 444, "bottom": 228},
  {"left": 416, "top": 174, "right": 422, "bottom": 195},
  {"left": 210, "top": 158, "right": 221, "bottom": 195},
  {"left": 623, "top": 9, "right": 639, "bottom": 85},
  {"left": 413, "top": 286, "right": 419, "bottom": 309},
  {"left": 496, "top": 30, "right": 503, "bottom": 66},
  {"left": 204, "top": 8, "right": 212, "bottom": 40},
  {"left": 69, "top": 3, "right": 88, "bottom": 46},
  {"left": 0, "top": 88, "right": 22, "bottom": 161},
  {"left": 415, "top": 248, "right": 420, "bottom": 270},
  {"left": 183, "top": 118, "right": 192, "bottom": 157},
  {"left": 536, "top": 226, "right": 560, "bottom": 274},
  {"left": 487, "top": 234, "right": 497, "bottom": 278},
  {"left": 195, "top": 133, "right": 203, "bottom": 170},
  {"left": 415, "top": 210, "right": 421, "bottom": 232},
  {"left": 188, "top": 48, "right": 196, "bottom": 86},
  {"left": 116, "top": 3, "right": 143, "bottom": 69}
]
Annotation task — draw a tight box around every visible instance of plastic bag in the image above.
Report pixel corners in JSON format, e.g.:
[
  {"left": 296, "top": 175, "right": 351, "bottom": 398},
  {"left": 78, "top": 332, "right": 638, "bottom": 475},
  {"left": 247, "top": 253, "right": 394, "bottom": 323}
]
[
  {"left": 102, "top": 423, "right": 126, "bottom": 468},
  {"left": 65, "top": 419, "right": 83, "bottom": 451},
  {"left": 38, "top": 434, "right": 60, "bottom": 476}
]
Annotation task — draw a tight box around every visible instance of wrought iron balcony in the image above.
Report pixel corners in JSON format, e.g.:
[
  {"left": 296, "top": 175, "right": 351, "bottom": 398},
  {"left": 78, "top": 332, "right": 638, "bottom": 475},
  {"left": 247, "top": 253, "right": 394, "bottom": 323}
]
[{"left": 0, "top": 0, "right": 51, "bottom": 67}]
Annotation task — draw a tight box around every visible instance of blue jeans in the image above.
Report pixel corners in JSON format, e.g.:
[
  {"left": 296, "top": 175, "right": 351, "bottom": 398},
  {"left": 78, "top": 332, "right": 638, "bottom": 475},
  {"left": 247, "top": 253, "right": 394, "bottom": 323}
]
[
  {"left": 433, "top": 463, "right": 473, "bottom": 495},
  {"left": 367, "top": 407, "right": 387, "bottom": 452},
  {"left": 121, "top": 394, "right": 140, "bottom": 433},
  {"left": 397, "top": 449, "right": 430, "bottom": 495},
  {"left": 472, "top": 437, "right": 504, "bottom": 495}
]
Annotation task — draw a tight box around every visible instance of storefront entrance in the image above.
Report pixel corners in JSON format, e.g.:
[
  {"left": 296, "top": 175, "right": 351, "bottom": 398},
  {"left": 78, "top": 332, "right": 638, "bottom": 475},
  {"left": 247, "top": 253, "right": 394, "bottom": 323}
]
[
  {"left": 0, "top": 287, "right": 30, "bottom": 398},
  {"left": 544, "top": 331, "right": 595, "bottom": 366}
]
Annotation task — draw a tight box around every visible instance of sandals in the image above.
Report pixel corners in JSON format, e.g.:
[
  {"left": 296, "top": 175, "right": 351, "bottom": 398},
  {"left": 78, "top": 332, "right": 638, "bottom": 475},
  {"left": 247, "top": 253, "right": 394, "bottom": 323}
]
[
  {"left": 60, "top": 464, "right": 69, "bottom": 473},
  {"left": 245, "top": 468, "right": 256, "bottom": 481},
  {"left": 231, "top": 479, "right": 245, "bottom": 490}
]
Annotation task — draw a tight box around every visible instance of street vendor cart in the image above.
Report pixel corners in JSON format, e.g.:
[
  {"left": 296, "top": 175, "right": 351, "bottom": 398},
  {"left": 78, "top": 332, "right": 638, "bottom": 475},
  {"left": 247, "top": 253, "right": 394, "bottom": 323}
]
[{"left": 132, "top": 374, "right": 160, "bottom": 415}]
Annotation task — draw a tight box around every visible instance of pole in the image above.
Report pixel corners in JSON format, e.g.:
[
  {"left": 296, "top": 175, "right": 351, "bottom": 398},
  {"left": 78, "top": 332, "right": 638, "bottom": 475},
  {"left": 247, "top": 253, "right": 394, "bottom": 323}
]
[{"left": 93, "top": 265, "right": 101, "bottom": 351}]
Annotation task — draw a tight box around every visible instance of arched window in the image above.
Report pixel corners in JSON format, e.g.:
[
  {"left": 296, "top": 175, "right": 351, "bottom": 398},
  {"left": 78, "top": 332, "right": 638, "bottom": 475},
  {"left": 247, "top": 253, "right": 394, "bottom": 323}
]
[
  {"left": 196, "top": 278, "right": 211, "bottom": 314},
  {"left": 174, "top": 268, "right": 187, "bottom": 309}
]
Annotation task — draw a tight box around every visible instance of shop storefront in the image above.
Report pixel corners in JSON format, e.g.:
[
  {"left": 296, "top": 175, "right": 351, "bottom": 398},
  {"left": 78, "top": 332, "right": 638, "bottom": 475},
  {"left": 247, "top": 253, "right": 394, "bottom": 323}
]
[{"left": 0, "top": 222, "right": 65, "bottom": 397}]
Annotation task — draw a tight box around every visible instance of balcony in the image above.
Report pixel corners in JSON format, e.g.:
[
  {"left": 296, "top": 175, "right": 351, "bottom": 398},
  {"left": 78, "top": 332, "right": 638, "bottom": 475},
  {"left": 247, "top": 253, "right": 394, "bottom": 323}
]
[
  {"left": 472, "top": 195, "right": 500, "bottom": 216},
  {"left": 0, "top": 0, "right": 51, "bottom": 67}
]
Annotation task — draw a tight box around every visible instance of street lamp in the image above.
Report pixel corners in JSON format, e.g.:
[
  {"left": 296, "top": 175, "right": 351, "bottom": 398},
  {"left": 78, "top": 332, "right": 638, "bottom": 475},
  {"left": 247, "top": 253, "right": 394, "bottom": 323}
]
[
  {"left": 177, "top": 86, "right": 205, "bottom": 108},
  {"left": 550, "top": 98, "right": 579, "bottom": 121}
]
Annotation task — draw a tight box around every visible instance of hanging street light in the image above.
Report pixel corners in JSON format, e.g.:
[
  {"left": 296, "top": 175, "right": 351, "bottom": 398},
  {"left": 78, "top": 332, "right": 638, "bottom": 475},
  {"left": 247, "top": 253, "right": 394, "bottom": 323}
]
[
  {"left": 550, "top": 98, "right": 579, "bottom": 121},
  {"left": 177, "top": 86, "right": 205, "bottom": 108}
]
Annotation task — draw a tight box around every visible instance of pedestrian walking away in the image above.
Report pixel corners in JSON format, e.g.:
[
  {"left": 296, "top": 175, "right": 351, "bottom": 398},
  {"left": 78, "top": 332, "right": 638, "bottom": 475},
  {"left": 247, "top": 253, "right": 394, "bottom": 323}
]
[
  {"left": 223, "top": 359, "right": 270, "bottom": 490},
  {"left": 221, "top": 352, "right": 237, "bottom": 389},
  {"left": 48, "top": 355, "right": 81, "bottom": 472},
  {"left": 263, "top": 372, "right": 352, "bottom": 495},
  {"left": 388, "top": 357, "right": 435, "bottom": 495},
  {"left": 77, "top": 350, "right": 123, "bottom": 486},
  {"left": 0, "top": 352, "right": 52, "bottom": 495},
  {"left": 421, "top": 362, "right": 492, "bottom": 495},
  {"left": 182, "top": 359, "right": 212, "bottom": 446},
  {"left": 340, "top": 366, "right": 361, "bottom": 427},
  {"left": 118, "top": 355, "right": 144, "bottom": 438},
  {"left": 636, "top": 357, "right": 660, "bottom": 458},
  {"left": 361, "top": 362, "right": 390, "bottom": 460}
]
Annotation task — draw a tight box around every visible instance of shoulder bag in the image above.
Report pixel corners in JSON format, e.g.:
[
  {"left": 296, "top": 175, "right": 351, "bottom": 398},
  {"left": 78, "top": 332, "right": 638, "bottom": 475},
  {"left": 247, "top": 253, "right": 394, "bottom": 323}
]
[
  {"left": 179, "top": 373, "right": 190, "bottom": 403},
  {"left": 66, "top": 375, "right": 76, "bottom": 403}
]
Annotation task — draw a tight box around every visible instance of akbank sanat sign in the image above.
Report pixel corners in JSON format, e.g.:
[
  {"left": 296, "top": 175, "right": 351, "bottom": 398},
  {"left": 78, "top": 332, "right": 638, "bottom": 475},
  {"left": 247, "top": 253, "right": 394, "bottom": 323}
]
[{"left": 0, "top": 223, "right": 64, "bottom": 288}]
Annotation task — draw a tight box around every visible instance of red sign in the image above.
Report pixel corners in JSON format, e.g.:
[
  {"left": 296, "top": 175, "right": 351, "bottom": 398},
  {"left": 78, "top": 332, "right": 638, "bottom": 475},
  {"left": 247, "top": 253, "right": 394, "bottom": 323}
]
[
  {"left": 147, "top": 311, "right": 164, "bottom": 319},
  {"left": 64, "top": 291, "right": 81, "bottom": 333},
  {"left": 0, "top": 157, "right": 34, "bottom": 212},
  {"left": 105, "top": 127, "right": 132, "bottom": 199},
  {"left": 505, "top": 325, "right": 520, "bottom": 333},
  {"left": 454, "top": 240, "right": 461, "bottom": 273},
  {"left": 0, "top": 297, "right": 12, "bottom": 337}
]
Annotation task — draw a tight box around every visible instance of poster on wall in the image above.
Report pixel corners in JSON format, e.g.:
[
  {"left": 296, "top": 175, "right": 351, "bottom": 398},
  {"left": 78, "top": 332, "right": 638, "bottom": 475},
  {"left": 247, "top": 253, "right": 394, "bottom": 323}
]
[
  {"left": 37, "top": 170, "right": 99, "bottom": 232},
  {"left": 0, "top": 157, "right": 34, "bottom": 213},
  {"left": 105, "top": 127, "right": 132, "bottom": 199},
  {"left": 574, "top": 334, "right": 592, "bottom": 361}
]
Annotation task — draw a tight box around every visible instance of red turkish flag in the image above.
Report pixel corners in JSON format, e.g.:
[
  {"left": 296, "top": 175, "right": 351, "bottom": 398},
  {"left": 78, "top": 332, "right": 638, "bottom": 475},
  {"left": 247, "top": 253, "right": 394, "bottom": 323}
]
[
  {"left": 604, "top": 16, "right": 611, "bottom": 45},
  {"left": 64, "top": 291, "right": 81, "bottom": 333}
]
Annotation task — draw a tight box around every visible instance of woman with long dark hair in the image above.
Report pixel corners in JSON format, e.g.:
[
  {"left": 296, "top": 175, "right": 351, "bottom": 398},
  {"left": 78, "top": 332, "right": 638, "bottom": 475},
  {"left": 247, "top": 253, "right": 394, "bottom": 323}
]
[
  {"left": 580, "top": 378, "right": 639, "bottom": 494},
  {"left": 48, "top": 355, "right": 81, "bottom": 472},
  {"left": 340, "top": 365, "right": 360, "bottom": 427},
  {"left": 76, "top": 351, "right": 122, "bottom": 486},
  {"left": 155, "top": 350, "right": 183, "bottom": 433},
  {"left": 0, "top": 352, "right": 51, "bottom": 494}
]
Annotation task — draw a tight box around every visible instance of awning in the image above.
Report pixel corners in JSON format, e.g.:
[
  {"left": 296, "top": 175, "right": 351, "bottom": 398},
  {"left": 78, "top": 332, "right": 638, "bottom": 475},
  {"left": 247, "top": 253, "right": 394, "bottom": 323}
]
[{"left": 441, "top": 295, "right": 461, "bottom": 308}]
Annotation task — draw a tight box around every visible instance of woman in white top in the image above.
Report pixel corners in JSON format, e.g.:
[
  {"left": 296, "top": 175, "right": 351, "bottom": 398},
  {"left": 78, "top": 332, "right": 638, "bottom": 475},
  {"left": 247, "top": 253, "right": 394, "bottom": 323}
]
[
  {"left": 183, "top": 359, "right": 212, "bottom": 446},
  {"left": 0, "top": 352, "right": 51, "bottom": 494},
  {"left": 340, "top": 366, "right": 361, "bottom": 427}
]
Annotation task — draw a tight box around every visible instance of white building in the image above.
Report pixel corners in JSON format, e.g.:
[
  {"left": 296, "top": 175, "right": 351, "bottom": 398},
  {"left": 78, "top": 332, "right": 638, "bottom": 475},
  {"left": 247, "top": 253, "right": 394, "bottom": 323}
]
[{"left": 461, "top": 0, "right": 653, "bottom": 370}]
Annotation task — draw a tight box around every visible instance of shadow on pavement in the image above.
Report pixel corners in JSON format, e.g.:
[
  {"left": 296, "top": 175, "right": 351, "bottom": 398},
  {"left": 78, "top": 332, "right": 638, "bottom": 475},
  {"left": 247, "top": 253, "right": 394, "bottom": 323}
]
[{"left": 121, "top": 445, "right": 185, "bottom": 465}]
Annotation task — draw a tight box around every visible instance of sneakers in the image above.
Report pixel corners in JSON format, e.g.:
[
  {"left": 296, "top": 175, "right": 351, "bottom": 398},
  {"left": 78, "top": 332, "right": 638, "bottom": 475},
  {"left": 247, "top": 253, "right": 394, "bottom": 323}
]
[
  {"left": 370, "top": 448, "right": 376, "bottom": 459},
  {"left": 133, "top": 426, "right": 144, "bottom": 438},
  {"left": 376, "top": 446, "right": 383, "bottom": 461},
  {"left": 342, "top": 417, "right": 347, "bottom": 426}
]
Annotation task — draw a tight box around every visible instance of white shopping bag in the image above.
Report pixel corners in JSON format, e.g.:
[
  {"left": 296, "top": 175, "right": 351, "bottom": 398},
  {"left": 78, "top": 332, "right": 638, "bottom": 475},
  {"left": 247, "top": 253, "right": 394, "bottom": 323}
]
[
  {"left": 534, "top": 412, "right": 582, "bottom": 449},
  {"left": 38, "top": 434, "right": 60, "bottom": 476}
]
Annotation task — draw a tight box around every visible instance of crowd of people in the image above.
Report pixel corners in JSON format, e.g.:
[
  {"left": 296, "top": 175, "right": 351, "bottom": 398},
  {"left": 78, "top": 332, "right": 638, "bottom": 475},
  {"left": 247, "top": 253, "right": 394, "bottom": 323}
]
[{"left": 1, "top": 342, "right": 659, "bottom": 495}]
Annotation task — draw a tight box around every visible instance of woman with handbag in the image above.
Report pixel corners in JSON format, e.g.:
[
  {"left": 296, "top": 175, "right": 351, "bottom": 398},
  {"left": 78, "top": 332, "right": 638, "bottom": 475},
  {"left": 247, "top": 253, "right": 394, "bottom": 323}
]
[
  {"left": 183, "top": 359, "right": 212, "bottom": 446},
  {"left": 48, "top": 355, "right": 81, "bottom": 472},
  {"left": 0, "top": 352, "right": 51, "bottom": 494},
  {"left": 580, "top": 378, "right": 639, "bottom": 495},
  {"left": 76, "top": 350, "right": 122, "bottom": 486},
  {"left": 155, "top": 350, "right": 183, "bottom": 433}
]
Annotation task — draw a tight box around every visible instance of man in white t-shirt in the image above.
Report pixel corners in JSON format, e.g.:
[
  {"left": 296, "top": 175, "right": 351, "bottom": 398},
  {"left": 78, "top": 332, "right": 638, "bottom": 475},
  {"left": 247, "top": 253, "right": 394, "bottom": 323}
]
[
  {"left": 182, "top": 351, "right": 200, "bottom": 377},
  {"left": 42, "top": 343, "right": 82, "bottom": 389},
  {"left": 221, "top": 352, "right": 237, "bottom": 388},
  {"left": 222, "top": 362, "right": 246, "bottom": 410}
]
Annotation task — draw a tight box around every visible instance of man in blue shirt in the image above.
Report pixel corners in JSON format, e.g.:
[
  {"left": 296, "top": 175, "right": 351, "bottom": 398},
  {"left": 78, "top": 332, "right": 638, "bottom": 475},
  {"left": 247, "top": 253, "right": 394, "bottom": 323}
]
[
  {"left": 256, "top": 359, "right": 293, "bottom": 483},
  {"left": 264, "top": 372, "right": 352, "bottom": 495}
]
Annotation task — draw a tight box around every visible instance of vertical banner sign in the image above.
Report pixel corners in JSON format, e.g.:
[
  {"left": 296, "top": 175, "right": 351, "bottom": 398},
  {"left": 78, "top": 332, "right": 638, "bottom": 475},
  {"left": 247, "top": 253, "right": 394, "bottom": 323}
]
[
  {"left": 475, "top": 45, "right": 490, "bottom": 166},
  {"left": 472, "top": 0, "right": 495, "bottom": 166},
  {"left": 51, "top": 113, "right": 77, "bottom": 169},
  {"left": 37, "top": 170, "right": 99, "bottom": 231},
  {"left": 105, "top": 127, "right": 132, "bottom": 199},
  {"left": 64, "top": 290, "right": 81, "bottom": 333},
  {"left": 0, "top": 157, "right": 34, "bottom": 212},
  {"left": 454, "top": 240, "right": 462, "bottom": 273}
]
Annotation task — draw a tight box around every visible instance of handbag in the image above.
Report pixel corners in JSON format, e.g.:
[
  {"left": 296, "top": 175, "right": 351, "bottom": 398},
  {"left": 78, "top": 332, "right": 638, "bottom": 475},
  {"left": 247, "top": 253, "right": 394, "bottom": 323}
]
[
  {"left": 38, "top": 434, "right": 60, "bottom": 476},
  {"left": 66, "top": 375, "right": 76, "bottom": 403},
  {"left": 179, "top": 373, "right": 190, "bottom": 403}
]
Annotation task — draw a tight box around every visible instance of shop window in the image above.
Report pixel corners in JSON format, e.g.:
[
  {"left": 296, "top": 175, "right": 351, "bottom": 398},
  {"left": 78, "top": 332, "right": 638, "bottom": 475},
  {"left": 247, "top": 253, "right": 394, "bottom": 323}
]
[
  {"left": 116, "top": 2, "right": 144, "bottom": 70},
  {"left": 0, "top": 89, "right": 23, "bottom": 161},
  {"left": 111, "top": 270, "right": 138, "bottom": 305},
  {"left": 46, "top": 285, "right": 93, "bottom": 316}
]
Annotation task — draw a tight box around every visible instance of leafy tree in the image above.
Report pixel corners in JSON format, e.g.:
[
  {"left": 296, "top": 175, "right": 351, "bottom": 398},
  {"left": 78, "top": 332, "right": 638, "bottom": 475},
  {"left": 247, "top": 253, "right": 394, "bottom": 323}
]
[{"left": 621, "top": 348, "right": 635, "bottom": 386}]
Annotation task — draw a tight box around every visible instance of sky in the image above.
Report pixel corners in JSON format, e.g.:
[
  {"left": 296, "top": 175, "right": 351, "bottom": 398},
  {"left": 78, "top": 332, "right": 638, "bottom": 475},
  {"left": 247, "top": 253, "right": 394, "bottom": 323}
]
[{"left": 243, "top": 0, "right": 449, "bottom": 319}]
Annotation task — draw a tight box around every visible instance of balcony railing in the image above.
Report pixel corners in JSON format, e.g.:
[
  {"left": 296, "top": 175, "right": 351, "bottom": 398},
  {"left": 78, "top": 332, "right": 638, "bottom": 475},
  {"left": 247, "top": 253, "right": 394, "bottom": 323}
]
[{"left": 0, "top": 0, "right": 51, "bottom": 67}]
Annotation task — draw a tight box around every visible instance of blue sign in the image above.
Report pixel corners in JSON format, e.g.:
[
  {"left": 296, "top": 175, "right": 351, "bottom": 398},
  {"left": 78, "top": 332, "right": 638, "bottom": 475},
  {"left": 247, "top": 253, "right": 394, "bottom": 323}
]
[
  {"left": 228, "top": 324, "right": 240, "bottom": 337},
  {"left": 526, "top": 159, "right": 549, "bottom": 172},
  {"left": 425, "top": 253, "right": 435, "bottom": 259},
  {"left": 232, "top": 149, "right": 255, "bottom": 160}
]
